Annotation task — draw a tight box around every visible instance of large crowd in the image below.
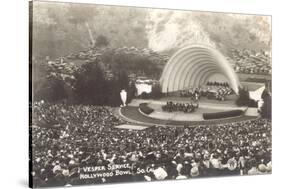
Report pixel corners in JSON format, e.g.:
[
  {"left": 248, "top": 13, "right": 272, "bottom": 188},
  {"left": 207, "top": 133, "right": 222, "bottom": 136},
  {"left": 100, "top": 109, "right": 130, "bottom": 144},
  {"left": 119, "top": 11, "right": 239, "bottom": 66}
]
[
  {"left": 31, "top": 102, "right": 271, "bottom": 187},
  {"left": 229, "top": 49, "right": 271, "bottom": 75}
]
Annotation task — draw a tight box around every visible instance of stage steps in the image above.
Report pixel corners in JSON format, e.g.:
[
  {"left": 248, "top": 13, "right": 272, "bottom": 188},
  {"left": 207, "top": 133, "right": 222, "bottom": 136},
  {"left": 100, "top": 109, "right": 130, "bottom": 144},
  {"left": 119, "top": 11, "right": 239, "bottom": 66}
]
[{"left": 244, "top": 107, "right": 259, "bottom": 116}]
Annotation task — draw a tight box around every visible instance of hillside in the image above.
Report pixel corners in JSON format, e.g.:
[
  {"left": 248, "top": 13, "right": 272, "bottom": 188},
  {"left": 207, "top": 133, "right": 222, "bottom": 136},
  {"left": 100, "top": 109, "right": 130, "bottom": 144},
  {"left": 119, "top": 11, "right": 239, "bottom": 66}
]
[{"left": 31, "top": 1, "right": 271, "bottom": 62}]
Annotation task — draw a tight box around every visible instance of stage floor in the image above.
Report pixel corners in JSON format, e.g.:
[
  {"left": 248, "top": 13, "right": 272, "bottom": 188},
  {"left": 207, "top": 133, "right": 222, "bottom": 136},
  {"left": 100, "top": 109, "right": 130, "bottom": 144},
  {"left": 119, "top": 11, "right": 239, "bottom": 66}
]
[
  {"left": 142, "top": 98, "right": 246, "bottom": 121},
  {"left": 117, "top": 96, "right": 257, "bottom": 126},
  {"left": 119, "top": 106, "right": 256, "bottom": 127},
  {"left": 129, "top": 95, "right": 239, "bottom": 107},
  {"left": 149, "top": 111, "right": 204, "bottom": 121}
]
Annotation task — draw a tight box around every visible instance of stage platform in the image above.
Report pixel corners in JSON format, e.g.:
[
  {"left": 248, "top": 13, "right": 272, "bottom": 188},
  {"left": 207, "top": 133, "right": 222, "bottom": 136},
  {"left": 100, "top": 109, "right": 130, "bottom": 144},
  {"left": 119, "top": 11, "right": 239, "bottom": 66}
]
[
  {"left": 118, "top": 97, "right": 258, "bottom": 127},
  {"left": 119, "top": 106, "right": 256, "bottom": 127},
  {"left": 129, "top": 95, "right": 239, "bottom": 107},
  {"left": 130, "top": 98, "right": 247, "bottom": 122}
]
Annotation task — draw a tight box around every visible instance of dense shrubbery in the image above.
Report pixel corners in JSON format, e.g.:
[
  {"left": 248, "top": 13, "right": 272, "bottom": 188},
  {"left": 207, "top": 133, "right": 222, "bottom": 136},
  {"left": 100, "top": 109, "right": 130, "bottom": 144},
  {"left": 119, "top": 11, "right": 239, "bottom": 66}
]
[
  {"left": 32, "top": 63, "right": 69, "bottom": 103},
  {"left": 203, "top": 110, "right": 244, "bottom": 120},
  {"left": 150, "top": 83, "right": 162, "bottom": 99},
  {"left": 261, "top": 96, "right": 271, "bottom": 120},
  {"left": 236, "top": 88, "right": 257, "bottom": 107},
  {"left": 33, "top": 59, "right": 137, "bottom": 107},
  {"left": 32, "top": 42, "right": 166, "bottom": 105},
  {"left": 74, "top": 62, "right": 137, "bottom": 106},
  {"left": 248, "top": 100, "right": 258, "bottom": 107},
  {"left": 260, "top": 89, "right": 272, "bottom": 120},
  {"left": 139, "top": 103, "right": 154, "bottom": 115},
  {"left": 95, "top": 35, "right": 109, "bottom": 47},
  {"left": 139, "top": 92, "right": 149, "bottom": 99},
  {"left": 109, "top": 52, "right": 162, "bottom": 78}
]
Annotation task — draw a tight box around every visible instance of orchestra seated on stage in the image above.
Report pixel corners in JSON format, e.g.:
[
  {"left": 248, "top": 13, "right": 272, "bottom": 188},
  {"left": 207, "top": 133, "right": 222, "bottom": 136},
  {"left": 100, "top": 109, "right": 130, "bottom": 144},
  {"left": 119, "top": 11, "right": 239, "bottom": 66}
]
[
  {"left": 180, "top": 81, "right": 233, "bottom": 101},
  {"left": 162, "top": 101, "right": 199, "bottom": 113}
]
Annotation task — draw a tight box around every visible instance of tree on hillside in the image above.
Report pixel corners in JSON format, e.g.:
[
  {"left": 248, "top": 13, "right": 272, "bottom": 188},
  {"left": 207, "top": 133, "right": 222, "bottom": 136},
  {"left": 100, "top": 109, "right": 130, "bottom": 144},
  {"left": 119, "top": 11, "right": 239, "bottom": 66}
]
[
  {"left": 101, "top": 49, "right": 114, "bottom": 65},
  {"left": 95, "top": 35, "right": 109, "bottom": 47},
  {"left": 67, "top": 5, "right": 99, "bottom": 46},
  {"left": 260, "top": 95, "right": 272, "bottom": 120},
  {"left": 105, "top": 79, "right": 122, "bottom": 106},
  {"left": 117, "top": 70, "right": 129, "bottom": 90},
  {"left": 235, "top": 88, "right": 249, "bottom": 106},
  {"left": 111, "top": 53, "right": 161, "bottom": 78},
  {"left": 33, "top": 62, "right": 68, "bottom": 102},
  {"left": 112, "top": 53, "right": 130, "bottom": 71},
  {"left": 127, "top": 81, "right": 137, "bottom": 103},
  {"left": 112, "top": 70, "right": 135, "bottom": 105},
  {"left": 73, "top": 61, "right": 133, "bottom": 106},
  {"left": 236, "top": 87, "right": 258, "bottom": 107},
  {"left": 236, "top": 88, "right": 250, "bottom": 106},
  {"left": 151, "top": 83, "right": 162, "bottom": 99},
  {"left": 260, "top": 88, "right": 272, "bottom": 120},
  {"left": 261, "top": 88, "right": 270, "bottom": 100},
  {"left": 74, "top": 61, "right": 107, "bottom": 105},
  {"left": 34, "top": 75, "right": 68, "bottom": 102},
  {"left": 133, "top": 55, "right": 161, "bottom": 77}
]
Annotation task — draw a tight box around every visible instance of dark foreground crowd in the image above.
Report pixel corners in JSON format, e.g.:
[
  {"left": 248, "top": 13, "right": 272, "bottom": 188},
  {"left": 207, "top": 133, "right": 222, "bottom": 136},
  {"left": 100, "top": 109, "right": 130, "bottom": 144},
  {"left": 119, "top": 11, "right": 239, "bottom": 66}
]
[
  {"left": 162, "top": 101, "right": 199, "bottom": 113},
  {"left": 31, "top": 102, "right": 271, "bottom": 187}
]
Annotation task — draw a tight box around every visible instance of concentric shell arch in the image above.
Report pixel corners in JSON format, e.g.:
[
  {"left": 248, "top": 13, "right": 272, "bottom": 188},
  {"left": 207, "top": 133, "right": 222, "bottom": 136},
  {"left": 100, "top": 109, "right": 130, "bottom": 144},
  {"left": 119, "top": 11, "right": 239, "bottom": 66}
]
[{"left": 160, "top": 44, "right": 240, "bottom": 94}]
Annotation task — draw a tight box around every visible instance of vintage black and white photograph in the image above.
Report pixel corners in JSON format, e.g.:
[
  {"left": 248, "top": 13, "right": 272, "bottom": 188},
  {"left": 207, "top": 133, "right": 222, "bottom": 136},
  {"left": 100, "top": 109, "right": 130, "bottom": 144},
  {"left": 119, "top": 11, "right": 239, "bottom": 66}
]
[{"left": 29, "top": 0, "right": 272, "bottom": 188}]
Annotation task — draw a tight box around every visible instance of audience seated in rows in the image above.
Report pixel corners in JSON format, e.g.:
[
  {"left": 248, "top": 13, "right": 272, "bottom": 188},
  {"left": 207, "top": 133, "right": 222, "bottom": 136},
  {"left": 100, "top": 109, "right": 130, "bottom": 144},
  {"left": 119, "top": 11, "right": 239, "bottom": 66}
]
[{"left": 31, "top": 102, "right": 271, "bottom": 187}]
